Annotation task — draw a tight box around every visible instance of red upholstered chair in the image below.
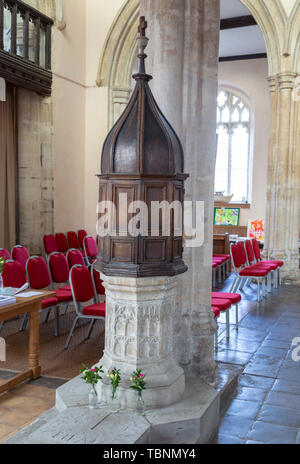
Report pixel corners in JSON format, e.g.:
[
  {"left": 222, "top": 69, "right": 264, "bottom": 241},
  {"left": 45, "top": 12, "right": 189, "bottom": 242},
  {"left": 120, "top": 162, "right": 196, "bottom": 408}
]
[
  {"left": 66, "top": 231, "right": 80, "bottom": 250},
  {"left": 65, "top": 265, "right": 106, "bottom": 349},
  {"left": 252, "top": 238, "right": 284, "bottom": 286},
  {"left": 55, "top": 233, "right": 69, "bottom": 254},
  {"left": 43, "top": 234, "right": 58, "bottom": 260},
  {"left": 0, "top": 248, "right": 12, "bottom": 261},
  {"left": 23, "top": 256, "right": 60, "bottom": 335},
  {"left": 78, "top": 230, "right": 87, "bottom": 250},
  {"left": 0, "top": 260, "right": 28, "bottom": 334},
  {"left": 83, "top": 235, "right": 98, "bottom": 265},
  {"left": 244, "top": 240, "right": 278, "bottom": 292},
  {"left": 212, "top": 292, "right": 241, "bottom": 330},
  {"left": 11, "top": 245, "right": 30, "bottom": 271},
  {"left": 48, "top": 252, "right": 73, "bottom": 316},
  {"left": 91, "top": 262, "right": 105, "bottom": 302},
  {"left": 67, "top": 249, "right": 85, "bottom": 268},
  {"left": 230, "top": 243, "right": 269, "bottom": 302},
  {"left": 211, "top": 297, "right": 231, "bottom": 340}
]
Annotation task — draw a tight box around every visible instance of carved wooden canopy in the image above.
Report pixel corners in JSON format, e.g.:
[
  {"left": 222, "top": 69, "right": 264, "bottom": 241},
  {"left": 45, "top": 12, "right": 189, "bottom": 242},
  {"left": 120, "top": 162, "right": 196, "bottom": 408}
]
[{"left": 97, "top": 17, "right": 189, "bottom": 278}]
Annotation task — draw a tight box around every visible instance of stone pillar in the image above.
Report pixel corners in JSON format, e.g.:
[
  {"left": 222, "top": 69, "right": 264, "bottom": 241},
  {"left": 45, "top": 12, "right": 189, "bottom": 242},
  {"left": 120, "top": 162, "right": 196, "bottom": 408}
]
[
  {"left": 141, "top": 0, "right": 220, "bottom": 383},
  {"left": 264, "top": 73, "right": 300, "bottom": 283},
  {"left": 97, "top": 275, "right": 185, "bottom": 409}
]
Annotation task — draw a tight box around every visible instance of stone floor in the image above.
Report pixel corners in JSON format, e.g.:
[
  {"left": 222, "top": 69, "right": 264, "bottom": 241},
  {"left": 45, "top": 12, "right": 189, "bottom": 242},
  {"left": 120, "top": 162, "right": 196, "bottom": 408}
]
[
  {"left": 211, "top": 276, "right": 300, "bottom": 444},
  {"left": 0, "top": 373, "right": 66, "bottom": 443},
  {"left": 1, "top": 275, "right": 300, "bottom": 444}
]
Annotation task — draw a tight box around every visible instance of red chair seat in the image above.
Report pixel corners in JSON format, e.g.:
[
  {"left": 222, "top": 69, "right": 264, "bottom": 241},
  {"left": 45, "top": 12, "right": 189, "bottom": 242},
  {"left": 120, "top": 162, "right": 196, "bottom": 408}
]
[
  {"left": 212, "top": 262, "right": 218, "bottom": 269},
  {"left": 212, "top": 292, "right": 241, "bottom": 304},
  {"left": 255, "top": 262, "right": 278, "bottom": 271},
  {"left": 83, "top": 303, "right": 106, "bottom": 317},
  {"left": 261, "top": 260, "right": 283, "bottom": 267},
  {"left": 211, "top": 298, "right": 231, "bottom": 311},
  {"left": 214, "top": 254, "right": 230, "bottom": 260},
  {"left": 60, "top": 285, "right": 71, "bottom": 292},
  {"left": 42, "top": 297, "right": 59, "bottom": 309},
  {"left": 212, "top": 306, "right": 220, "bottom": 318},
  {"left": 56, "top": 289, "right": 72, "bottom": 302},
  {"left": 239, "top": 266, "right": 269, "bottom": 277}
]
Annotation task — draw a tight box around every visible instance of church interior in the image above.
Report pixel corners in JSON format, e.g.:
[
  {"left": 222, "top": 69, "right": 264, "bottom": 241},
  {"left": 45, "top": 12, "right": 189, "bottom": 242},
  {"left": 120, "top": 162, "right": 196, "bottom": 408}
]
[{"left": 0, "top": 0, "right": 300, "bottom": 446}]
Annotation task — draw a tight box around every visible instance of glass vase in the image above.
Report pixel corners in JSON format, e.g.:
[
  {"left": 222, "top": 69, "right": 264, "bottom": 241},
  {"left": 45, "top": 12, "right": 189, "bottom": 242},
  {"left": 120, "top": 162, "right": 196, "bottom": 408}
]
[
  {"left": 109, "top": 388, "right": 120, "bottom": 413},
  {"left": 88, "top": 385, "right": 98, "bottom": 409},
  {"left": 135, "top": 391, "right": 145, "bottom": 416},
  {"left": 0, "top": 274, "right": 3, "bottom": 292}
]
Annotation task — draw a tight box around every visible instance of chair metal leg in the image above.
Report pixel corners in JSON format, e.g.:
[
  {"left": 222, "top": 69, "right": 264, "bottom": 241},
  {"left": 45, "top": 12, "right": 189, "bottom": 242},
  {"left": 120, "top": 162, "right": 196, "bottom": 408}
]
[
  {"left": 262, "top": 278, "right": 266, "bottom": 298},
  {"left": 43, "top": 309, "right": 51, "bottom": 324},
  {"left": 218, "top": 266, "right": 222, "bottom": 283},
  {"left": 235, "top": 304, "right": 239, "bottom": 330},
  {"left": 212, "top": 269, "right": 216, "bottom": 288},
  {"left": 215, "top": 322, "right": 219, "bottom": 352},
  {"left": 226, "top": 309, "right": 230, "bottom": 340},
  {"left": 267, "top": 273, "right": 272, "bottom": 293},
  {"left": 234, "top": 276, "right": 242, "bottom": 293},
  {"left": 86, "top": 319, "right": 96, "bottom": 340},
  {"left": 279, "top": 269, "right": 282, "bottom": 286},
  {"left": 230, "top": 275, "right": 239, "bottom": 293},
  {"left": 64, "top": 317, "right": 79, "bottom": 350},
  {"left": 222, "top": 263, "right": 226, "bottom": 281},
  {"left": 0, "top": 321, "right": 4, "bottom": 334},
  {"left": 20, "top": 313, "right": 29, "bottom": 332},
  {"left": 240, "top": 278, "right": 247, "bottom": 290},
  {"left": 62, "top": 303, "right": 69, "bottom": 316},
  {"left": 257, "top": 279, "right": 261, "bottom": 302},
  {"left": 55, "top": 306, "right": 60, "bottom": 337}
]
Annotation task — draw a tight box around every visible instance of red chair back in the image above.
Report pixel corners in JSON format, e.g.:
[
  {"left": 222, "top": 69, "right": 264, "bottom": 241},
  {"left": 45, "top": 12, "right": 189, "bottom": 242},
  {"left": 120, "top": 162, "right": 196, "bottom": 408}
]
[
  {"left": 231, "top": 244, "right": 243, "bottom": 269},
  {"left": 55, "top": 233, "right": 69, "bottom": 253},
  {"left": 2, "top": 261, "right": 27, "bottom": 288},
  {"left": 67, "top": 249, "right": 85, "bottom": 268},
  {"left": 70, "top": 265, "right": 95, "bottom": 303},
  {"left": 245, "top": 240, "right": 255, "bottom": 263},
  {"left": 67, "top": 231, "right": 80, "bottom": 250},
  {"left": 237, "top": 241, "right": 247, "bottom": 266},
  {"left": 11, "top": 246, "right": 30, "bottom": 271},
  {"left": 49, "top": 252, "right": 69, "bottom": 284},
  {"left": 252, "top": 238, "right": 261, "bottom": 261},
  {"left": 44, "top": 235, "right": 58, "bottom": 255},
  {"left": 93, "top": 267, "right": 105, "bottom": 296},
  {"left": 84, "top": 236, "right": 98, "bottom": 258},
  {"left": 78, "top": 230, "right": 87, "bottom": 249},
  {"left": 27, "top": 256, "right": 51, "bottom": 290},
  {"left": 0, "top": 248, "right": 12, "bottom": 261}
]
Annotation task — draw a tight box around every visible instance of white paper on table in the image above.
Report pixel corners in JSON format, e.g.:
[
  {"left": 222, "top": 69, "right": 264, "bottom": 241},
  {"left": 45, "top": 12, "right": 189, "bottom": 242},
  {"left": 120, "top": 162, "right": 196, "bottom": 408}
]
[{"left": 17, "top": 291, "right": 43, "bottom": 298}]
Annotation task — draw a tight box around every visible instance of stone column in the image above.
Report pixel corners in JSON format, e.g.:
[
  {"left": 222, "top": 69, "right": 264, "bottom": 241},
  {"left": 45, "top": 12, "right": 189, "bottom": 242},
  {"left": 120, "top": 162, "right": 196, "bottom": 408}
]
[
  {"left": 97, "top": 275, "right": 185, "bottom": 409},
  {"left": 141, "top": 0, "right": 220, "bottom": 383},
  {"left": 264, "top": 73, "right": 300, "bottom": 283}
]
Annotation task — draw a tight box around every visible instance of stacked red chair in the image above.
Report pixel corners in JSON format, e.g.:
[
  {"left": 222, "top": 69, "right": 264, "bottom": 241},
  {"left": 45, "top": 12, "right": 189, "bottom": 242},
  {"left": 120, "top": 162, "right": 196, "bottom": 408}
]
[
  {"left": 11, "top": 245, "right": 30, "bottom": 271},
  {"left": 212, "top": 292, "right": 241, "bottom": 330},
  {"left": 230, "top": 242, "right": 271, "bottom": 302},
  {"left": 91, "top": 262, "right": 105, "bottom": 302},
  {"left": 83, "top": 236, "right": 98, "bottom": 266},
  {"left": 48, "top": 252, "right": 73, "bottom": 316},
  {"left": 66, "top": 265, "right": 106, "bottom": 349},
  {"left": 66, "top": 231, "right": 85, "bottom": 258},
  {"left": 67, "top": 249, "right": 85, "bottom": 268},
  {"left": 55, "top": 233, "right": 69, "bottom": 254},
  {"left": 211, "top": 297, "right": 231, "bottom": 339},
  {"left": 244, "top": 240, "right": 278, "bottom": 293},
  {"left": 43, "top": 234, "right": 58, "bottom": 260},
  {"left": 78, "top": 230, "right": 88, "bottom": 250},
  {"left": 252, "top": 238, "right": 284, "bottom": 287},
  {"left": 0, "top": 248, "right": 12, "bottom": 261}
]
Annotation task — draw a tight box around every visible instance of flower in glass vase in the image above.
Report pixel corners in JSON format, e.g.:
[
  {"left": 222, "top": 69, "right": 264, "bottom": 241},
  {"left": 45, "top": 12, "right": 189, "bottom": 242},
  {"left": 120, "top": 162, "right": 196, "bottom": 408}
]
[
  {"left": 130, "top": 369, "right": 146, "bottom": 415},
  {"left": 80, "top": 364, "right": 104, "bottom": 409},
  {"left": 107, "top": 368, "right": 121, "bottom": 413}
]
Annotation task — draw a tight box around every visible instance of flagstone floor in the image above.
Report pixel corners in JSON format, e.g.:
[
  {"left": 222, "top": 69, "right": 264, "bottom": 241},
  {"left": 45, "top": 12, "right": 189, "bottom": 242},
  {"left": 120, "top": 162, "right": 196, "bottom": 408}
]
[
  {"left": 1, "top": 275, "right": 299, "bottom": 445},
  {"left": 211, "top": 276, "right": 300, "bottom": 444}
]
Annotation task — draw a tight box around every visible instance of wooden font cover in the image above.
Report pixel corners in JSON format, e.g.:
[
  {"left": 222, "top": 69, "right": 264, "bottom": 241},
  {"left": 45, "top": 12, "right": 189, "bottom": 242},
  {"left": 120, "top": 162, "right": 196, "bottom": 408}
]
[{"left": 97, "top": 17, "right": 189, "bottom": 278}]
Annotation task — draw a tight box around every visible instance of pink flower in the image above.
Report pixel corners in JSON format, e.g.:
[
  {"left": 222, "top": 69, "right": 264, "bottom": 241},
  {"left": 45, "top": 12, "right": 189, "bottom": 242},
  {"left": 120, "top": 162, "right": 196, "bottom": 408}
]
[
  {"left": 139, "top": 374, "right": 144, "bottom": 378},
  {"left": 91, "top": 369, "right": 96, "bottom": 372},
  {"left": 134, "top": 376, "right": 137, "bottom": 380}
]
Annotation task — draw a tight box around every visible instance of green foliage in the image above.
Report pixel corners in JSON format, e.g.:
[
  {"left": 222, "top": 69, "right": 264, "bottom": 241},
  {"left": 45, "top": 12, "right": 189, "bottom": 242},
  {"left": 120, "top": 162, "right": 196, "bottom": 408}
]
[
  {"left": 130, "top": 369, "right": 146, "bottom": 392},
  {"left": 0, "top": 257, "right": 6, "bottom": 274},
  {"left": 107, "top": 367, "right": 121, "bottom": 395},
  {"left": 80, "top": 364, "right": 104, "bottom": 386}
]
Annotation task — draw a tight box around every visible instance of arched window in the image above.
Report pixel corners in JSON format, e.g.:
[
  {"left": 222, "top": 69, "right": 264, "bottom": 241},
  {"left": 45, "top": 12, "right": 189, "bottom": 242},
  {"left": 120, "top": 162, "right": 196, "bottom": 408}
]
[{"left": 215, "top": 89, "right": 252, "bottom": 203}]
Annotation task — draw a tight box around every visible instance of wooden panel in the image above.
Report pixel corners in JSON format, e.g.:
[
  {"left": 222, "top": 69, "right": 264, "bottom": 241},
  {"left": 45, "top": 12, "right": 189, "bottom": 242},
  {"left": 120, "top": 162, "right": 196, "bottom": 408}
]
[
  {"left": 112, "top": 183, "right": 136, "bottom": 234},
  {"left": 213, "top": 225, "right": 248, "bottom": 237},
  {"left": 111, "top": 239, "right": 135, "bottom": 263},
  {"left": 213, "top": 233, "right": 230, "bottom": 255},
  {"left": 173, "top": 237, "right": 182, "bottom": 259},
  {"left": 143, "top": 238, "right": 166, "bottom": 263}
]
